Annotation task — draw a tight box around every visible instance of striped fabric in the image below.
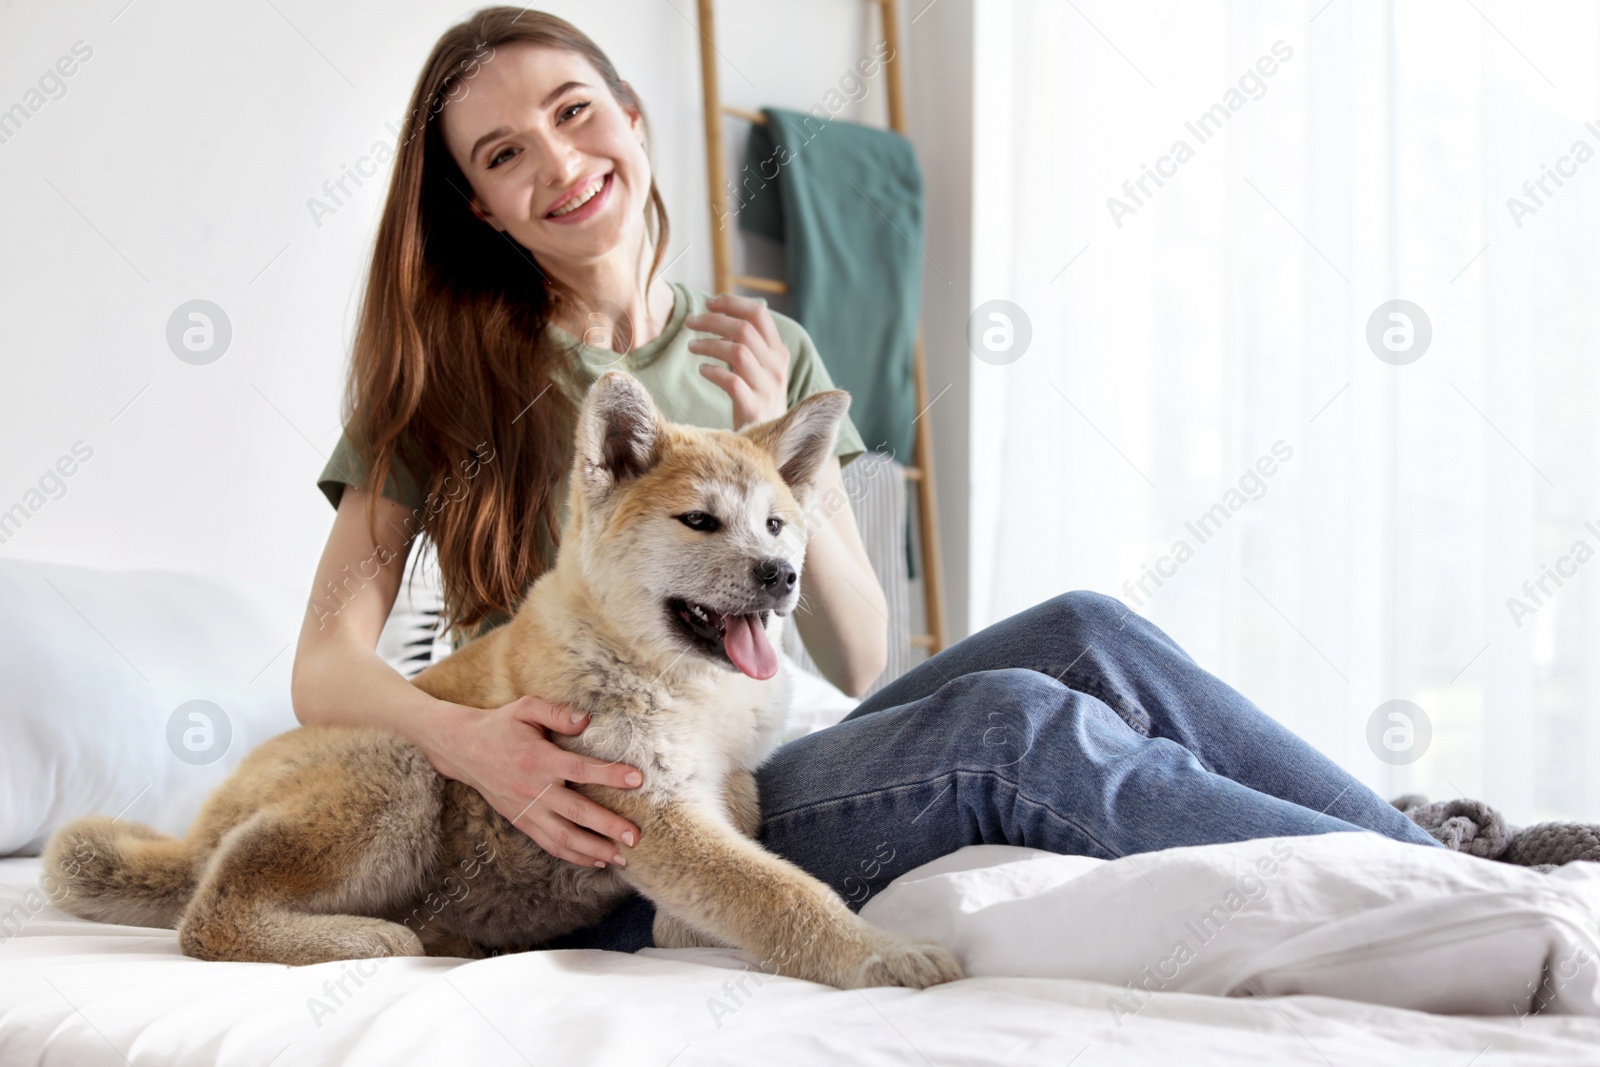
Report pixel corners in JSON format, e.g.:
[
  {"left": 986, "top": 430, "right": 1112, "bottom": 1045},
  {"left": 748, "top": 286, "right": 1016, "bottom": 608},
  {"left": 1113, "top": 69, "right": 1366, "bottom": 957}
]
[{"left": 375, "top": 549, "right": 451, "bottom": 681}]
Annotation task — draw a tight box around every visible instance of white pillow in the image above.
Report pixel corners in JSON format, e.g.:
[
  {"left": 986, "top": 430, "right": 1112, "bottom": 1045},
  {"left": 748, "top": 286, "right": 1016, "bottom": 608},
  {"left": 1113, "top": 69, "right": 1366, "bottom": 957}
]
[
  {"left": 778, "top": 649, "right": 862, "bottom": 742},
  {"left": 0, "top": 558, "right": 306, "bottom": 856}
]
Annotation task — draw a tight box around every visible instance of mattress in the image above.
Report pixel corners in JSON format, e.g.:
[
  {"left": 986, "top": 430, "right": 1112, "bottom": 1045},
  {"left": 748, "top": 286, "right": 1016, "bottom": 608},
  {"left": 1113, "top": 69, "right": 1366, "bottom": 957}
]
[{"left": 4, "top": 834, "right": 1599, "bottom": 1066}]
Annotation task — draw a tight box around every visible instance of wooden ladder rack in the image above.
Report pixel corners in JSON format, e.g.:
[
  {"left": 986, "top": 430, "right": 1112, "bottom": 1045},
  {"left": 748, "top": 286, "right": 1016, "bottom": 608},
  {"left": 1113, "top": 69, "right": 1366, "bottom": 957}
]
[{"left": 694, "top": 0, "right": 948, "bottom": 655}]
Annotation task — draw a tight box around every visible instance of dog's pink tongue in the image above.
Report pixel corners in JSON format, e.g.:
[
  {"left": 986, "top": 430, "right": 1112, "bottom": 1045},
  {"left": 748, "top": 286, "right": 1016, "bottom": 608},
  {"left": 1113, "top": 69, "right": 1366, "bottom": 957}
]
[{"left": 722, "top": 613, "right": 778, "bottom": 679}]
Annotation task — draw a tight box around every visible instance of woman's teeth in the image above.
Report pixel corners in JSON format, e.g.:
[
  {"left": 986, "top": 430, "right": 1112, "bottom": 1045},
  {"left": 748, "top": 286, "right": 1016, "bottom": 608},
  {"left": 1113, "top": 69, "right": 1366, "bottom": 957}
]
[{"left": 550, "top": 175, "right": 606, "bottom": 217}]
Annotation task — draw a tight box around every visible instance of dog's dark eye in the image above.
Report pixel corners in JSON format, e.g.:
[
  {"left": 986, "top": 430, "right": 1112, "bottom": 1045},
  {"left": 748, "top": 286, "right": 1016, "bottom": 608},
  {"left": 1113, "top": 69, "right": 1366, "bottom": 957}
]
[
  {"left": 766, "top": 517, "right": 784, "bottom": 536},
  {"left": 677, "top": 511, "right": 721, "bottom": 532}
]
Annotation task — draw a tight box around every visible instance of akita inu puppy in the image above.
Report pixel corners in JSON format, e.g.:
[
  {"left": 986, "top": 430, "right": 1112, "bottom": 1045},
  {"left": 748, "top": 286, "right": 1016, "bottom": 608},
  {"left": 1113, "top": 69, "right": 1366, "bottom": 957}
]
[{"left": 43, "top": 371, "right": 962, "bottom": 990}]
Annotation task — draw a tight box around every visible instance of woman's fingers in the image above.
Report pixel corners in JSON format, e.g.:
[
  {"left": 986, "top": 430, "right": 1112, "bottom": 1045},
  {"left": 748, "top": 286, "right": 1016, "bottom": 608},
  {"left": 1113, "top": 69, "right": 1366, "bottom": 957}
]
[
  {"left": 510, "top": 783, "right": 638, "bottom": 865},
  {"left": 698, "top": 361, "right": 757, "bottom": 409},
  {"left": 688, "top": 295, "right": 791, "bottom": 431},
  {"left": 507, "top": 693, "right": 591, "bottom": 736},
  {"left": 555, "top": 754, "right": 643, "bottom": 847},
  {"left": 461, "top": 696, "right": 647, "bottom": 869},
  {"left": 521, "top": 804, "right": 626, "bottom": 868},
  {"left": 549, "top": 783, "right": 640, "bottom": 850},
  {"left": 559, "top": 748, "right": 646, "bottom": 792},
  {"left": 511, "top": 699, "right": 646, "bottom": 793},
  {"left": 691, "top": 310, "right": 775, "bottom": 365},
  {"left": 498, "top": 697, "right": 645, "bottom": 863},
  {"left": 690, "top": 337, "right": 764, "bottom": 382},
  {"left": 705, "top": 292, "right": 782, "bottom": 349}
]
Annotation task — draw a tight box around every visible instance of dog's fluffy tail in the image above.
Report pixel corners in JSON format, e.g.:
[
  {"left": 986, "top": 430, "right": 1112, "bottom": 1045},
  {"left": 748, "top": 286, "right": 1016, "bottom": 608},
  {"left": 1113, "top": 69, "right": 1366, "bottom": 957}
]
[{"left": 41, "top": 816, "right": 199, "bottom": 929}]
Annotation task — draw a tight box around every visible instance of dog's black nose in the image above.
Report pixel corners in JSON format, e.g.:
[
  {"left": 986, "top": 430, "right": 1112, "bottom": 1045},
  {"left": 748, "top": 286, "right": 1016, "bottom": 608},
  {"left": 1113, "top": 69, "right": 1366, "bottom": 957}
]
[{"left": 753, "top": 558, "right": 797, "bottom": 592}]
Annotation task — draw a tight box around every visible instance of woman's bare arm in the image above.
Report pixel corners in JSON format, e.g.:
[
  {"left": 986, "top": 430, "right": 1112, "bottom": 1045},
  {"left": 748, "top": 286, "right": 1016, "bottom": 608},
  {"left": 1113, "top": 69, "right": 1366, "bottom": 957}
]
[
  {"left": 290, "top": 485, "right": 442, "bottom": 736},
  {"left": 791, "top": 455, "right": 890, "bottom": 697},
  {"left": 289, "top": 485, "right": 644, "bottom": 867}
]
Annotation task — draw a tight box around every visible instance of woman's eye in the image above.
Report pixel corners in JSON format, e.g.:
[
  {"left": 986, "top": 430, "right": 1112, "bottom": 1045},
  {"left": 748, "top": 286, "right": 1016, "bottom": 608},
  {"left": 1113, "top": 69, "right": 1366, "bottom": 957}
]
[
  {"left": 559, "top": 101, "right": 589, "bottom": 123},
  {"left": 678, "top": 511, "right": 721, "bottom": 533},
  {"left": 487, "top": 145, "right": 518, "bottom": 169},
  {"left": 766, "top": 517, "right": 784, "bottom": 536}
]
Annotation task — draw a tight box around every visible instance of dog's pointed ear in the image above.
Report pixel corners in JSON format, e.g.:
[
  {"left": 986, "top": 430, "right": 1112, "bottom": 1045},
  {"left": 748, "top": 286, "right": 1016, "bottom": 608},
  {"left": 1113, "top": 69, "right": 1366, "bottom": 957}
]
[
  {"left": 745, "top": 390, "right": 851, "bottom": 504},
  {"left": 575, "top": 371, "right": 664, "bottom": 501}
]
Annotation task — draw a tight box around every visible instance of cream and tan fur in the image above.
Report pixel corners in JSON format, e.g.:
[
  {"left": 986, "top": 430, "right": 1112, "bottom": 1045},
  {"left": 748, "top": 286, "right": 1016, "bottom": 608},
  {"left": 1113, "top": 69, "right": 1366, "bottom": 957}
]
[{"left": 42, "top": 371, "right": 962, "bottom": 990}]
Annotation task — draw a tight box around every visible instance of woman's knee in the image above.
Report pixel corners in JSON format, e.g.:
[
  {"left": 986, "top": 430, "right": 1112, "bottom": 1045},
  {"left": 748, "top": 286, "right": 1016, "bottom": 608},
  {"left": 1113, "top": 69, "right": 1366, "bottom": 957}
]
[
  {"left": 927, "top": 667, "right": 1110, "bottom": 745},
  {"left": 937, "top": 665, "right": 1069, "bottom": 707},
  {"left": 1038, "top": 589, "right": 1135, "bottom": 634}
]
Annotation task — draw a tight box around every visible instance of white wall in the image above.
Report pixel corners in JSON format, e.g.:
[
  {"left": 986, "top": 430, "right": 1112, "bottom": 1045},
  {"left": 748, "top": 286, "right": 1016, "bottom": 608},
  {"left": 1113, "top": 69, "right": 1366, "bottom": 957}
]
[{"left": 0, "top": 0, "right": 975, "bottom": 638}]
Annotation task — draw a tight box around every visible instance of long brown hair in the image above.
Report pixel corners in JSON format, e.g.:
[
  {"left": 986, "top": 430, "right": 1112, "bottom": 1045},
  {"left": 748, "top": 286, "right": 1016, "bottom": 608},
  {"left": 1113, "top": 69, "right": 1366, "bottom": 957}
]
[{"left": 344, "top": 6, "right": 671, "bottom": 642}]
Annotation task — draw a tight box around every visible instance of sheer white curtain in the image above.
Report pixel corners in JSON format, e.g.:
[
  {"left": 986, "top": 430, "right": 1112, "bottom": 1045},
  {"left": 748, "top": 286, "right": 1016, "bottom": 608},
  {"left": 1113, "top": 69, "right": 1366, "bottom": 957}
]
[{"left": 970, "top": 0, "right": 1600, "bottom": 823}]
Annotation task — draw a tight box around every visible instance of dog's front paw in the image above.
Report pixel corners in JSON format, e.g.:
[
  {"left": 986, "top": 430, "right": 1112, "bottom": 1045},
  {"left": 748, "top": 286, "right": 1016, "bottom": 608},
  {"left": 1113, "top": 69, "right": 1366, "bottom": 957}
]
[{"left": 846, "top": 932, "right": 964, "bottom": 989}]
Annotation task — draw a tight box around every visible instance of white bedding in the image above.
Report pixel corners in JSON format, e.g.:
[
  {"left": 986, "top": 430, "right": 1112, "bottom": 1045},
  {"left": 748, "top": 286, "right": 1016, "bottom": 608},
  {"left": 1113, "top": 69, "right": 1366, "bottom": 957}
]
[{"left": 5, "top": 833, "right": 1600, "bottom": 1065}]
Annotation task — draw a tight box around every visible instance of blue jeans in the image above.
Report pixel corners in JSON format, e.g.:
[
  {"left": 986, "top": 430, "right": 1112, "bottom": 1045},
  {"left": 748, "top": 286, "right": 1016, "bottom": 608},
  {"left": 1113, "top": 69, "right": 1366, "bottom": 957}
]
[{"left": 543, "top": 591, "right": 1442, "bottom": 953}]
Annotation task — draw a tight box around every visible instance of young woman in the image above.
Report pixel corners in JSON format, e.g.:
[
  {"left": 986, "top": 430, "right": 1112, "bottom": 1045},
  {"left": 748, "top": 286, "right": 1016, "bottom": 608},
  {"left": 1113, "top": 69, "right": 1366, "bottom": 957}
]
[{"left": 290, "top": 7, "right": 1445, "bottom": 954}]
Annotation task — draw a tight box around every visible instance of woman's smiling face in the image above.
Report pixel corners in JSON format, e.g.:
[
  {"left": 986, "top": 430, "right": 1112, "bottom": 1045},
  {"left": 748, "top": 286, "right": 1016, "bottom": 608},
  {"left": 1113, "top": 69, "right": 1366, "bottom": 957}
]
[{"left": 441, "top": 43, "right": 649, "bottom": 268}]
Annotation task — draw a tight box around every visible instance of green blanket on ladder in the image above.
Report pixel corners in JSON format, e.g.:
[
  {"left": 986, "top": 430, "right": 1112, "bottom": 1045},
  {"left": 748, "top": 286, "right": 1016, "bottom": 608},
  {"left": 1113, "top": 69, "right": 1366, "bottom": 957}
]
[{"left": 737, "top": 107, "right": 925, "bottom": 464}]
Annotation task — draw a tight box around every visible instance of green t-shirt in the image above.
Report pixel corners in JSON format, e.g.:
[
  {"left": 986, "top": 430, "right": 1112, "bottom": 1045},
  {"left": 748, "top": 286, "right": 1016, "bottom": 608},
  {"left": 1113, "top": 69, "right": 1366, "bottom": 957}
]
[{"left": 317, "top": 281, "right": 867, "bottom": 647}]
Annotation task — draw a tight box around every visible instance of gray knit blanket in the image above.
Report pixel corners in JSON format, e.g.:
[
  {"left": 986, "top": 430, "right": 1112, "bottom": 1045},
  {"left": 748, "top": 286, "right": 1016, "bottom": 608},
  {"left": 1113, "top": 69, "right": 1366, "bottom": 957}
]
[{"left": 1391, "top": 794, "right": 1600, "bottom": 873}]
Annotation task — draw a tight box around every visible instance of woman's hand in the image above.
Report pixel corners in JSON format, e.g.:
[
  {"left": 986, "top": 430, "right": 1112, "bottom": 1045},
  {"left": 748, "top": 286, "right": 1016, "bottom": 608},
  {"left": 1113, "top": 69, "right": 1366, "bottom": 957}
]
[
  {"left": 690, "top": 293, "right": 791, "bottom": 429},
  {"left": 419, "top": 695, "right": 644, "bottom": 869}
]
